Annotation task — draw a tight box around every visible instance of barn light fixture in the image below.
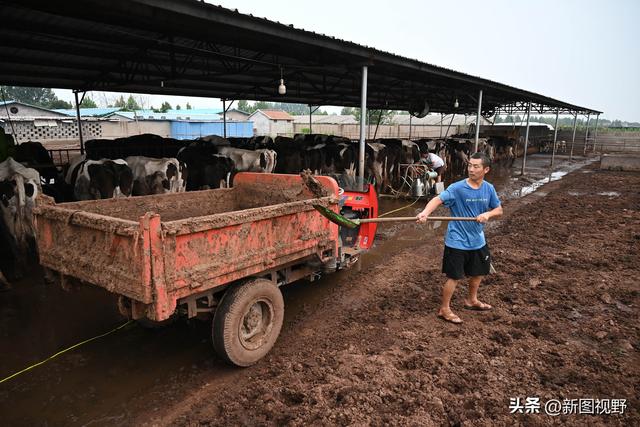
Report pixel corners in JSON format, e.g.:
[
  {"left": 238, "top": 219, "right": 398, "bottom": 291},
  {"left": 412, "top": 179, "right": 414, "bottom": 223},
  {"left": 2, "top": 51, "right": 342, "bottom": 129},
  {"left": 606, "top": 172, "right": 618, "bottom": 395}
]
[
  {"left": 160, "top": 80, "right": 164, "bottom": 88},
  {"left": 278, "top": 67, "right": 286, "bottom": 95},
  {"left": 454, "top": 98, "right": 459, "bottom": 109}
]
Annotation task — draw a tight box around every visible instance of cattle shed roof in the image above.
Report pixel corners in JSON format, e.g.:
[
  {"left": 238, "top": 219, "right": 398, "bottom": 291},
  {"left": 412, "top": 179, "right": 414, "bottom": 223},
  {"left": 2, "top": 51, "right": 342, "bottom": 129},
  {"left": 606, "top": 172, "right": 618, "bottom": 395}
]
[{"left": 0, "top": 0, "right": 601, "bottom": 116}]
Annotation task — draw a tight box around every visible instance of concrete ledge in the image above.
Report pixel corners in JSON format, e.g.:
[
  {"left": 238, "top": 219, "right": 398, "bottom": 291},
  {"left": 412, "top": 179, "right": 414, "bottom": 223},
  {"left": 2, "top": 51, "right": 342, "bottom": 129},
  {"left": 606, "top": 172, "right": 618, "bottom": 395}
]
[{"left": 600, "top": 154, "right": 640, "bottom": 171}]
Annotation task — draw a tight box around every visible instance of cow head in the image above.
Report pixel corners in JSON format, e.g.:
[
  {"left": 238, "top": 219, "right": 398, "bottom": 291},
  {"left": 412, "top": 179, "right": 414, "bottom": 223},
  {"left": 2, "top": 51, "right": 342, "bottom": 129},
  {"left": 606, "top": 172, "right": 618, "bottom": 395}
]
[
  {"left": 112, "top": 162, "right": 133, "bottom": 197},
  {"left": 144, "top": 171, "right": 170, "bottom": 194},
  {"left": 85, "top": 161, "right": 132, "bottom": 199}
]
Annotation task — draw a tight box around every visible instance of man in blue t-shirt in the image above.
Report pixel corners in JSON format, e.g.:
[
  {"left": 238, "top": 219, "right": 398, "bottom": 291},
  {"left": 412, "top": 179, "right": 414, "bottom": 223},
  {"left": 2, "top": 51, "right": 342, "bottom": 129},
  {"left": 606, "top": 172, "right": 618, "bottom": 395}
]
[{"left": 417, "top": 152, "right": 503, "bottom": 324}]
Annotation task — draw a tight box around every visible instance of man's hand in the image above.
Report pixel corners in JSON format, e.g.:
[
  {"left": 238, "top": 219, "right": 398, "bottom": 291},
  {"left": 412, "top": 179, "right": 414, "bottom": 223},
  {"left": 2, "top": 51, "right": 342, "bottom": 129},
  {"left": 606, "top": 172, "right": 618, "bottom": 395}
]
[
  {"left": 476, "top": 213, "right": 490, "bottom": 223},
  {"left": 416, "top": 211, "right": 429, "bottom": 224}
]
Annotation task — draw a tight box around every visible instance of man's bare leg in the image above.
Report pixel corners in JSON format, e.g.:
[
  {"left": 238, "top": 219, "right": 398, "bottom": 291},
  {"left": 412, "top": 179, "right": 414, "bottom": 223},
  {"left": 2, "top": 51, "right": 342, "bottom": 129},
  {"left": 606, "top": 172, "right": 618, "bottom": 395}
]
[
  {"left": 438, "top": 278, "right": 462, "bottom": 323},
  {"left": 464, "top": 276, "right": 492, "bottom": 310}
]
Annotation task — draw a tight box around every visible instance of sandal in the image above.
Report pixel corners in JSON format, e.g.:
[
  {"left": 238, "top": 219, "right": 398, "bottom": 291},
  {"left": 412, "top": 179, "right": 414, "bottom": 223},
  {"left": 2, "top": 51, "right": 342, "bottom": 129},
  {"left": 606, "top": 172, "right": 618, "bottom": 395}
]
[
  {"left": 463, "top": 301, "right": 493, "bottom": 311},
  {"left": 437, "top": 311, "right": 463, "bottom": 324}
]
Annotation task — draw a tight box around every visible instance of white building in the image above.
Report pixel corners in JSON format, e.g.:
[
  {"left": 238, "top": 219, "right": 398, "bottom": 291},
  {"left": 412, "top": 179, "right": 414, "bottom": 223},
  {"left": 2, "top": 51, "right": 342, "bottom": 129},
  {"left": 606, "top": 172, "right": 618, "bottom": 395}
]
[
  {"left": 248, "top": 109, "right": 294, "bottom": 136},
  {"left": 1, "top": 100, "right": 69, "bottom": 119},
  {"left": 225, "top": 108, "right": 251, "bottom": 121}
]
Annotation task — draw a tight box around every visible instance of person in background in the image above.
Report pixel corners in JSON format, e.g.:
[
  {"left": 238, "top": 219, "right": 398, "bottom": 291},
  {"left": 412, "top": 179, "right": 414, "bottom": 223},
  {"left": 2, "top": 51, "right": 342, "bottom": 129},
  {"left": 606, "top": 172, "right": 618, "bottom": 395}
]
[{"left": 421, "top": 151, "right": 446, "bottom": 183}]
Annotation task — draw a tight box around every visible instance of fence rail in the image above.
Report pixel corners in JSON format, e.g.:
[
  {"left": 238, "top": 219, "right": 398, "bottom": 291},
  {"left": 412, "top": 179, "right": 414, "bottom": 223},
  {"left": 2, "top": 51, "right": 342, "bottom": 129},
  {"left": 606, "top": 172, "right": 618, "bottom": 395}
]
[{"left": 47, "top": 148, "right": 82, "bottom": 168}]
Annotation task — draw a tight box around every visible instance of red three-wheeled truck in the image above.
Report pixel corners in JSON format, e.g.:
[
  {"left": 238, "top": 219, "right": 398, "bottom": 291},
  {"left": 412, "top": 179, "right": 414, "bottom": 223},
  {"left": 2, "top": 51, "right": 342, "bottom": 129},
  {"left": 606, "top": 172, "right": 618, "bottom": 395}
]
[{"left": 34, "top": 173, "right": 378, "bottom": 366}]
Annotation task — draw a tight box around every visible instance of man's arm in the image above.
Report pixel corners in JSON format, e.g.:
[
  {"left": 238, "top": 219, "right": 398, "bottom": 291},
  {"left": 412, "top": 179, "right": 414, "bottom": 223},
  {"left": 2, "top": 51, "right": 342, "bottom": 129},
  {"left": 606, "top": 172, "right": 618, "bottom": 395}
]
[
  {"left": 477, "top": 205, "right": 503, "bottom": 223},
  {"left": 416, "top": 196, "right": 443, "bottom": 223}
]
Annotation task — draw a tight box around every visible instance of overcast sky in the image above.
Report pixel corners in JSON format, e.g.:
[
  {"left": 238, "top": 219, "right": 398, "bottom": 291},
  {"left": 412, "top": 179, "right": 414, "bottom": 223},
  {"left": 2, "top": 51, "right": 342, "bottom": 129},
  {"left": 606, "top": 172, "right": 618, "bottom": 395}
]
[{"left": 55, "top": 0, "right": 639, "bottom": 121}]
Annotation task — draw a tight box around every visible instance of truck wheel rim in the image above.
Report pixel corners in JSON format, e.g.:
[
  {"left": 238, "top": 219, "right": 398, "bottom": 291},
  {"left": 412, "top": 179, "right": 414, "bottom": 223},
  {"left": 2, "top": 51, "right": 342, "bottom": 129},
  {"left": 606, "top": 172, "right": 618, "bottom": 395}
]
[{"left": 239, "top": 299, "right": 273, "bottom": 351}]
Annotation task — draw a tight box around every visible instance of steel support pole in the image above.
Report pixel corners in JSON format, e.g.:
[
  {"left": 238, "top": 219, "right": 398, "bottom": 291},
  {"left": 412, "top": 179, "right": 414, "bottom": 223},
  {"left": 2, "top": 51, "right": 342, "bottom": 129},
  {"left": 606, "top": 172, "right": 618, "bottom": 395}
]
[
  {"left": 358, "top": 66, "right": 368, "bottom": 190},
  {"left": 309, "top": 105, "right": 312, "bottom": 134},
  {"left": 520, "top": 102, "right": 532, "bottom": 175},
  {"left": 222, "top": 99, "right": 227, "bottom": 138},
  {"left": 408, "top": 115, "right": 412, "bottom": 140},
  {"left": 593, "top": 113, "right": 599, "bottom": 153},
  {"left": 550, "top": 110, "right": 559, "bottom": 168},
  {"left": 440, "top": 113, "right": 443, "bottom": 138},
  {"left": 569, "top": 113, "right": 578, "bottom": 160},
  {"left": 583, "top": 113, "right": 590, "bottom": 155},
  {"left": 74, "top": 91, "right": 85, "bottom": 155},
  {"left": 474, "top": 89, "right": 483, "bottom": 152}
]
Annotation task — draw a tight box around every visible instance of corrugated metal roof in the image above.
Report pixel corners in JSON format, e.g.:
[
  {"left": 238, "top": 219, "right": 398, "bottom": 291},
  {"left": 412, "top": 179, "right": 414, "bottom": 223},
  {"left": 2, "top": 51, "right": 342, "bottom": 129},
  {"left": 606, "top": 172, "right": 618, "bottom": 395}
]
[
  {"left": 227, "top": 108, "right": 251, "bottom": 116},
  {"left": 110, "top": 110, "right": 222, "bottom": 121},
  {"left": 0, "top": 100, "right": 70, "bottom": 117},
  {"left": 0, "top": 1, "right": 601, "bottom": 115},
  {"left": 165, "top": 108, "right": 222, "bottom": 115},
  {"left": 53, "top": 107, "right": 122, "bottom": 117}
]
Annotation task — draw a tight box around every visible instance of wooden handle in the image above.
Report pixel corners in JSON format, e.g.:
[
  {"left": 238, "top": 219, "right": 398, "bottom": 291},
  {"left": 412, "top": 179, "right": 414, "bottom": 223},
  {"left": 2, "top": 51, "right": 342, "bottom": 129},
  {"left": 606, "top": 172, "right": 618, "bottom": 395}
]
[{"left": 358, "top": 216, "right": 477, "bottom": 224}]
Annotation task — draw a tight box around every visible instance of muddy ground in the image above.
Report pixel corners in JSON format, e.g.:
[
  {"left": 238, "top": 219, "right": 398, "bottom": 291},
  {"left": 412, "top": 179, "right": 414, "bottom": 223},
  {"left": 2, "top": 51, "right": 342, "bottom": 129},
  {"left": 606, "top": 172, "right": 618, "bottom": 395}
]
[
  {"left": 0, "top": 155, "right": 638, "bottom": 426},
  {"left": 139, "top": 163, "right": 639, "bottom": 426}
]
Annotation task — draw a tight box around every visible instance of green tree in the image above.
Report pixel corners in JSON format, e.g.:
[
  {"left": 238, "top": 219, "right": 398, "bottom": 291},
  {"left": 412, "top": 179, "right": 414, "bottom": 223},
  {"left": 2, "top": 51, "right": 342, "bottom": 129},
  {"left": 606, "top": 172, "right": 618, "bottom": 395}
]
[
  {"left": 80, "top": 97, "right": 98, "bottom": 108},
  {"left": 237, "top": 100, "right": 254, "bottom": 113},
  {"left": 186, "top": 102, "right": 192, "bottom": 110},
  {"left": 48, "top": 99, "right": 73, "bottom": 109},
  {"left": 341, "top": 107, "right": 355, "bottom": 115},
  {"left": 252, "top": 101, "right": 273, "bottom": 112},
  {"left": 235, "top": 100, "right": 326, "bottom": 116},
  {"left": 354, "top": 109, "right": 394, "bottom": 125},
  {"left": 112, "top": 95, "right": 126, "bottom": 108},
  {"left": 158, "top": 101, "right": 172, "bottom": 112},
  {"left": 0, "top": 86, "right": 70, "bottom": 109},
  {"left": 176, "top": 104, "right": 181, "bottom": 110},
  {"left": 274, "top": 102, "right": 328, "bottom": 115},
  {"left": 123, "top": 95, "right": 141, "bottom": 111}
]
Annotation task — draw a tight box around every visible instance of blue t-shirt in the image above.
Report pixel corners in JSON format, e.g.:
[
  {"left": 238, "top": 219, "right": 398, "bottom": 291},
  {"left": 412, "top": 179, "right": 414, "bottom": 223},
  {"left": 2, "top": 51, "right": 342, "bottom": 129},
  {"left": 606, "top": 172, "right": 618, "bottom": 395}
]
[{"left": 438, "top": 179, "right": 501, "bottom": 250}]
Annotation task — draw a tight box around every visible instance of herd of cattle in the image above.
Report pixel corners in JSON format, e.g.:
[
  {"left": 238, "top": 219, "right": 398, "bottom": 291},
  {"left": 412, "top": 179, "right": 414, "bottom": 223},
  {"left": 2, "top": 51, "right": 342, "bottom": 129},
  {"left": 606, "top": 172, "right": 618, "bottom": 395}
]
[{"left": 0, "top": 132, "right": 517, "bottom": 287}]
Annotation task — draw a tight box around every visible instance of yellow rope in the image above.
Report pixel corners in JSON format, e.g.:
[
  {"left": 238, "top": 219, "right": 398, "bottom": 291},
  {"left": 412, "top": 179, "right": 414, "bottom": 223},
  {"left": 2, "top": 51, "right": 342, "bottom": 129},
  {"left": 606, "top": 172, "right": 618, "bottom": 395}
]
[
  {"left": 0, "top": 320, "right": 133, "bottom": 384},
  {"left": 378, "top": 196, "right": 422, "bottom": 217}
]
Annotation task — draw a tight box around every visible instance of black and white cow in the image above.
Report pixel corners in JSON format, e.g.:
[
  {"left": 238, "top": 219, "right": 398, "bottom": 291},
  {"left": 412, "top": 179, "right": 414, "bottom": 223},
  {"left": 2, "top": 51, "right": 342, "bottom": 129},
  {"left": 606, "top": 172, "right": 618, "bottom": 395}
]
[
  {"left": 272, "top": 136, "right": 304, "bottom": 174},
  {"left": 13, "top": 141, "right": 58, "bottom": 185},
  {"left": 66, "top": 155, "right": 133, "bottom": 200},
  {"left": 177, "top": 145, "right": 235, "bottom": 190},
  {"left": 216, "top": 146, "right": 277, "bottom": 173},
  {"left": 0, "top": 158, "right": 40, "bottom": 286},
  {"left": 86, "top": 134, "right": 188, "bottom": 160},
  {"left": 125, "top": 156, "right": 186, "bottom": 196}
]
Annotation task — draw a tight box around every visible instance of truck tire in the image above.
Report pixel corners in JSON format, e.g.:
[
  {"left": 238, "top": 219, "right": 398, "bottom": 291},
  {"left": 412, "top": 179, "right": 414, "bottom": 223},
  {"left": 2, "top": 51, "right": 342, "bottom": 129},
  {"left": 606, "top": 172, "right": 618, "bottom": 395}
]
[{"left": 212, "top": 278, "right": 284, "bottom": 367}]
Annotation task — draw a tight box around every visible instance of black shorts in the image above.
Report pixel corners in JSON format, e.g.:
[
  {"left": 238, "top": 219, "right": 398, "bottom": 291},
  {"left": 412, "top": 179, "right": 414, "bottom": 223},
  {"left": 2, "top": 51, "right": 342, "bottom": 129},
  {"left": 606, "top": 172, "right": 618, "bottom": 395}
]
[{"left": 442, "top": 245, "right": 491, "bottom": 280}]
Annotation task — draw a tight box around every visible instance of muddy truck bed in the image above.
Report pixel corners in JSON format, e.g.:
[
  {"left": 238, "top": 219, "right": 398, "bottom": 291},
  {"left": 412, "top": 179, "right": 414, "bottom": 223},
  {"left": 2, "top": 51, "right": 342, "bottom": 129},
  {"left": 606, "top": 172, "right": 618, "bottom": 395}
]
[{"left": 34, "top": 173, "right": 340, "bottom": 322}]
